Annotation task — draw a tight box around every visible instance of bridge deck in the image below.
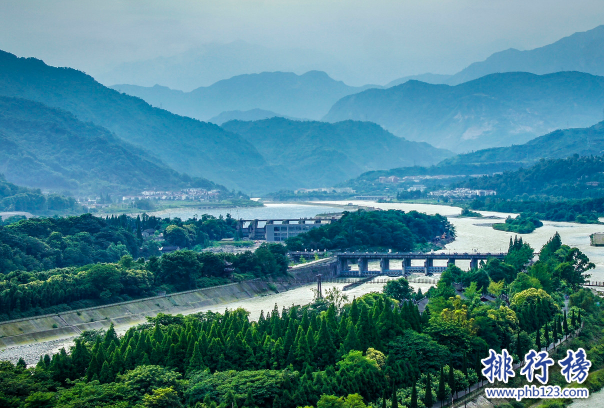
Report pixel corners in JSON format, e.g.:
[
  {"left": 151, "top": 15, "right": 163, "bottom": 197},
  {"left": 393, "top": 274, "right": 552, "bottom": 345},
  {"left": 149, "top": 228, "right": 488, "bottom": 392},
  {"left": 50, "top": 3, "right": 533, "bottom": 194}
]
[
  {"left": 335, "top": 252, "right": 505, "bottom": 260},
  {"left": 289, "top": 251, "right": 505, "bottom": 259}
]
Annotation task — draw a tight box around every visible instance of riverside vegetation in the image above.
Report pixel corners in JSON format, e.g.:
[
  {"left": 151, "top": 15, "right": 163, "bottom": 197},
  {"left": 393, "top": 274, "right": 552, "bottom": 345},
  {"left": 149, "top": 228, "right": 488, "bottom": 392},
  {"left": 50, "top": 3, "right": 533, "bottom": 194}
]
[
  {"left": 0, "top": 210, "right": 450, "bottom": 321},
  {"left": 492, "top": 213, "right": 544, "bottom": 234},
  {"left": 285, "top": 210, "right": 454, "bottom": 252},
  {"left": 0, "top": 213, "right": 288, "bottom": 321},
  {"left": 0, "top": 227, "right": 601, "bottom": 408}
]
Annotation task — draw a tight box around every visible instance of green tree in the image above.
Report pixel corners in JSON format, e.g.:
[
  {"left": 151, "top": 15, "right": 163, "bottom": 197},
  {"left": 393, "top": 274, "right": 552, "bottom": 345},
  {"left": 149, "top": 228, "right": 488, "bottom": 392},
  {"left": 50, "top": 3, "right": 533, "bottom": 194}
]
[
  {"left": 384, "top": 278, "right": 413, "bottom": 302},
  {"left": 409, "top": 382, "right": 418, "bottom": 408},
  {"left": 437, "top": 367, "right": 446, "bottom": 403},
  {"left": 448, "top": 365, "right": 455, "bottom": 397},
  {"left": 158, "top": 250, "right": 202, "bottom": 290},
  {"left": 424, "top": 373, "right": 433, "bottom": 407},
  {"left": 142, "top": 387, "right": 183, "bottom": 408},
  {"left": 391, "top": 385, "right": 398, "bottom": 408}
]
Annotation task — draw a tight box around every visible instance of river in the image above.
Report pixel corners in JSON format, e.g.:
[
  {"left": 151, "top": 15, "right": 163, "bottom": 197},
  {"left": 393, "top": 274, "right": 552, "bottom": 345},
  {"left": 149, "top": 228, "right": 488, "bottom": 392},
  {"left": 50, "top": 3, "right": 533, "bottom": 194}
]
[
  {"left": 157, "top": 201, "right": 604, "bottom": 281},
  {"left": 148, "top": 202, "right": 346, "bottom": 220},
  {"left": 6, "top": 200, "right": 604, "bottom": 404}
]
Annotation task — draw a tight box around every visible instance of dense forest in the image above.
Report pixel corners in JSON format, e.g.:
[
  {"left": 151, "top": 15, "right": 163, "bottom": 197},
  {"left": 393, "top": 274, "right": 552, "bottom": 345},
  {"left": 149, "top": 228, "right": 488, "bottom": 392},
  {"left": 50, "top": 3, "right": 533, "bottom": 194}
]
[
  {"left": 285, "top": 210, "right": 453, "bottom": 251},
  {"left": 0, "top": 175, "right": 80, "bottom": 213},
  {"left": 0, "top": 243, "right": 288, "bottom": 321},
  {"left": 0, "top": 234, "right": 599, "bottom": 408},
  {"left": 0, "top": 213, "right": 289, "bottom": 319},
  {"left": 0, "top": 212, "right": 244, "bottom": 274},
  {"left": 455, "top": 155, "right": 604, "bottom": 200}
]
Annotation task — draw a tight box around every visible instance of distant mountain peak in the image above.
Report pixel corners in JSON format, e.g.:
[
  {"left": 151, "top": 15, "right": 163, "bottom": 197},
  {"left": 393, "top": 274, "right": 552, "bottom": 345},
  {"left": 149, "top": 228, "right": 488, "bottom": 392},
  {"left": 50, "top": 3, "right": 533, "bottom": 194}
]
[
  {"left": 111, "top": 70, "right": 376, "bottom": 121},
  {"left": 386, "top": 24, "right": 604, "bottom": 88},
  {"left": 324, "top": 71, "right": 604, "bottom": 153}
]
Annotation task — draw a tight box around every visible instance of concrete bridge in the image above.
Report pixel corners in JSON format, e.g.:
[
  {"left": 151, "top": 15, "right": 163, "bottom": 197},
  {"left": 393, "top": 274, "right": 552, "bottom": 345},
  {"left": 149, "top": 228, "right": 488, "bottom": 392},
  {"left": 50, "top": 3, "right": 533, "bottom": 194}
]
[{"left": 330, "top": 251, "right": 506, "bottom": 276}]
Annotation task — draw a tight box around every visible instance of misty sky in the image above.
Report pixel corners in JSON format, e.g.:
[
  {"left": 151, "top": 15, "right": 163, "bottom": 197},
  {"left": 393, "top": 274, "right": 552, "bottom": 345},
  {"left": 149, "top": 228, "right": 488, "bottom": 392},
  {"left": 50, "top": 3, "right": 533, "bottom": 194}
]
[{"left": 2, "top": 0, "right": 604, "bottom": 86}]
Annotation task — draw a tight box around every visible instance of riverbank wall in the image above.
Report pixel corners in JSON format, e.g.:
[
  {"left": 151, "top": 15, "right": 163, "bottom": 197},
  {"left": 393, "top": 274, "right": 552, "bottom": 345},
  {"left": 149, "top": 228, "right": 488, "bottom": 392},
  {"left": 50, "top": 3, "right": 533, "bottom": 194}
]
[{"left": 0, "top": 259, "right": 337, "bottom": 349}]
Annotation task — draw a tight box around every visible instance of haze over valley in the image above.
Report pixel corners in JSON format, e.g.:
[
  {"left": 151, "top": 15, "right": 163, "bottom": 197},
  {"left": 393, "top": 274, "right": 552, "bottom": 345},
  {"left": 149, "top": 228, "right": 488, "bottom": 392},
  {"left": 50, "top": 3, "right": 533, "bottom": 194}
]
[{"left": 5, "top": 2, "right": 604, "bottom": 408}]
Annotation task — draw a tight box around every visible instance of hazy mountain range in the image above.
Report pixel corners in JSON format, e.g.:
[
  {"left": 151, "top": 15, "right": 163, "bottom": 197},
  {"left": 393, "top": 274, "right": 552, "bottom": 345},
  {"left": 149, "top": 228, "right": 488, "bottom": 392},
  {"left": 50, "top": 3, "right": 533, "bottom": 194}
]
[
  {"left": 222, "top": 118, "right": 452, "bottom": 187},
  {"left": 0, "top": 50, "right": 450, "bottom": 195},
  {"left": 344, "top": 120, "right": 604, "bottom": 190},
  {"left": 324, "top": 71, "right": 604, "bottom": 152},
  {"left": 386, "top": 24, "right": 604, "bottom": 86},
  {"left": 209, "top": 109, "right": 301, "bottom": 126},
  {"left": 98, "top": 41, "right": 351, "bottom": 91},
  {"left": 0, "top": 50, "right": 294, "bottom": 193},
  {"left": 111, "top": 71, "right": 375, "bottom": 121}
]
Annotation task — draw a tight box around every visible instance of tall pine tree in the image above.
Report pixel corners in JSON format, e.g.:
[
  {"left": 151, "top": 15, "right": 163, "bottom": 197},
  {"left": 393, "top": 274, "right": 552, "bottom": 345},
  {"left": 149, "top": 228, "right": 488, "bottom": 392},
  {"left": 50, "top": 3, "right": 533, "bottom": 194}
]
[
  {"left": 437, "top": 366, "right": 446, "bottom": 404},
  {"left": 424, "top": 373, "right": 433, "bottom": 407}
]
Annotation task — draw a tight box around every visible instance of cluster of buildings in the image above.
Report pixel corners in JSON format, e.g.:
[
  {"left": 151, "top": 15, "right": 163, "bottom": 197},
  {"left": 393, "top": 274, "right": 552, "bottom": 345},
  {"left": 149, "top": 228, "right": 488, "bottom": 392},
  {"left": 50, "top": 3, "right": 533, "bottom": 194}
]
[
  {"left": 428, "top": 188, "right": 497, "bottom": 198},
  {"left": 378, "top": 176, "right": 401, "bottom": 184},
  {"left": 76, "top": 198, "right": 108, "bottom": 209},
  {"left": 123, "top": 188, "right": 222, "bottom": 202},
  {"left": 378, "top": 174, "right": 460, "bottom": 184},
  {"left": 293, "top": 187, "right": 355, "bottom": 194}
]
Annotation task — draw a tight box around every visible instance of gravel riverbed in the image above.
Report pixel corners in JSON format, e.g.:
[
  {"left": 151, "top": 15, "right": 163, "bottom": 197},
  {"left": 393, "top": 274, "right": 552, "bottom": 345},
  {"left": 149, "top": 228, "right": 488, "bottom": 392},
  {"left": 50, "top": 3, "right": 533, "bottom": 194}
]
[{"left": 0, "top": 337, "right": 77, "bottom": 366}]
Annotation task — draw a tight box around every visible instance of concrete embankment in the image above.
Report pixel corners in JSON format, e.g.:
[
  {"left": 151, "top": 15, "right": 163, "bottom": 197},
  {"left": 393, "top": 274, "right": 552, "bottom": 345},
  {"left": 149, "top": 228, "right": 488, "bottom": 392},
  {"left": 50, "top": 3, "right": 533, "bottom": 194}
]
[{"left": 0, "top": 259, "right": 337, "bottom": 350}]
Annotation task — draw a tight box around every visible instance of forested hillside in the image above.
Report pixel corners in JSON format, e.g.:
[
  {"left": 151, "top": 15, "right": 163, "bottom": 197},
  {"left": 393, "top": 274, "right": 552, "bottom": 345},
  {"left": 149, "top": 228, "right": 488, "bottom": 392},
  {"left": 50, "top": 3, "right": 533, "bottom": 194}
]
[
  {"left": 222, "top": 118, "right": 452, "bottom": 187},
  {"left": 442, "top": 121, "right": 604, "bottom": 168},
  {"left": 0, "top": 97, "right": 223, "bottom": 194},
  {"left": 454, "top": 155, "right": 604, "bottom": 200},
  {"left": 339, "top": 122, "right": 604, "bottom": 196},
  {"left": 324, "top": 72, "right": 604, "bottom": 152},
  {"left": 0, "top": 234, "right": 598, "bottom": 408},
  {"left": 0, "top": 213, "right": 287, "bottom": 319},
  {"left": 0, "top": 50, "right": 289, "bottom": 193}
]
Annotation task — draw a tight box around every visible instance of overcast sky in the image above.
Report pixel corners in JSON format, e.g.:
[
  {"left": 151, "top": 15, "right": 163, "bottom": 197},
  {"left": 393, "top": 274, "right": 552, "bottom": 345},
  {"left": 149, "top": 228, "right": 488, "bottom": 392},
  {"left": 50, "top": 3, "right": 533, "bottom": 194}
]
[{"left": 1, "top": 0, "right": 603, "bottom": 86}]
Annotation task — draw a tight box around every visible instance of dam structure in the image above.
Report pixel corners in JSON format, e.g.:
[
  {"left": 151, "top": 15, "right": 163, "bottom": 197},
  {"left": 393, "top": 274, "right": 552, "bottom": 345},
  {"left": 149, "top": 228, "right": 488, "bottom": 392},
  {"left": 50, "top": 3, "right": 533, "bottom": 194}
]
[{"left": 289, "top": 251, "right": 506, "bottom": 276}]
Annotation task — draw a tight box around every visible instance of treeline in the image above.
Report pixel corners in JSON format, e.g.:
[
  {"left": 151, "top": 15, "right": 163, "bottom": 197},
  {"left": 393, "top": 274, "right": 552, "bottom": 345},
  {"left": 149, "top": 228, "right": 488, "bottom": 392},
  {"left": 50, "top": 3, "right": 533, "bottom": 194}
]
[
  {"left": 0, "top": 243, "right": 287, "bottom": 320},
  {"left": 0, "top": 213, "right": 243, "bottom": 275},
  {"left": 0, "top": 214, "right": 139, "bottom": 274},
  {"left": 455, "top": 155, "right": 604, "bottom": 200},
  {"left": 286, "top": 210, "right": 454, "bottom": 251},
  {"left": 0, "top": 174, "right": 79, "bottom": 213},
  {"left": 0, "top": 234, "right": 599, "bottom": 408},
  {"left": 469, "top": 196, "right": 603, "bottom": 224}
]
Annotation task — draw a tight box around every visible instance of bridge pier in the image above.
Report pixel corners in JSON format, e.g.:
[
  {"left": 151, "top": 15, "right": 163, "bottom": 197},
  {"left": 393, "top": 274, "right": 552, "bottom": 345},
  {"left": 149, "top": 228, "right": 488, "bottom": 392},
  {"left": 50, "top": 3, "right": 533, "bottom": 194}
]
[
  {"left": 249, "top": 220, "right": 259, "bottom": 240},
  {"left": 424, "top": 258, "right": 434, "bottom": 275},
  {"left": 447, "top": 258, "right": 455, "bottom": 268},
  {"left": 403, "top": 258, "right": 411, "bottom": 275},
  {"left": 337, "top": 258, "right": 349, "bottom": 275},
  {"left": 380, "top": 258, "right": 390, "bottom": 274},
  {"left": 470, "top": 258, "right": 479, "bottom": 270},
  {"left": 358, "top": 258, "right": 368, "bottom": 275}
]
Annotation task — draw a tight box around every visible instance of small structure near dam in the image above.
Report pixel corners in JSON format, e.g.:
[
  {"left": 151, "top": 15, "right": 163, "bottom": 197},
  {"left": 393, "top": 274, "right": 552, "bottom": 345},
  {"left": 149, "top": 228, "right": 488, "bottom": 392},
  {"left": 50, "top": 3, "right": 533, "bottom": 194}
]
[{"left": 236, "top": 217, "right": 337, "bottom": 241}]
